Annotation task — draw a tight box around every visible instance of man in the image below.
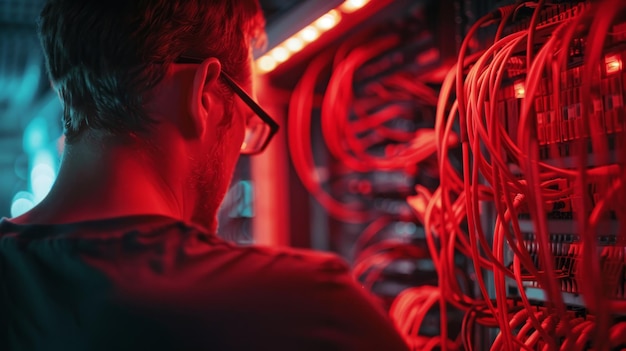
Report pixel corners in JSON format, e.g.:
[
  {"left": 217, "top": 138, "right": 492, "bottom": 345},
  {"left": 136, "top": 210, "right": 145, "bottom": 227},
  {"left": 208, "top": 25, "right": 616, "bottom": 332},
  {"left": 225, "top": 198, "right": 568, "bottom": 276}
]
[{"left": 0, "top": 1, "right": 409, "bottom": 350}]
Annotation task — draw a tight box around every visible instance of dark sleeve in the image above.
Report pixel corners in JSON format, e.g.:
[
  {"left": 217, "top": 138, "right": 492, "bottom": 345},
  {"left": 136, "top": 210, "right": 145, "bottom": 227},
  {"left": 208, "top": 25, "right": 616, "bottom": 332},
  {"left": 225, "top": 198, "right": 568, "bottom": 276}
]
[
  {"left": 101, "top": 246, "right": 410, "bottom": 351},
  {"left": 281, "top": 255, "right": 410, "bottom": 351},
  {"left": 188, "top": 252, "right": 411, "bottom": 351}
]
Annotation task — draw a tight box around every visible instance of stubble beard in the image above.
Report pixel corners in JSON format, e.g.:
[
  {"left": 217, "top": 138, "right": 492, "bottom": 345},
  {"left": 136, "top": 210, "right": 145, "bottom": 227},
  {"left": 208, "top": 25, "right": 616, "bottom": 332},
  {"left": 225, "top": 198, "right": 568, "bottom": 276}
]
[{"left": 189, "top": 134, "right": 232, "bottom": 234}]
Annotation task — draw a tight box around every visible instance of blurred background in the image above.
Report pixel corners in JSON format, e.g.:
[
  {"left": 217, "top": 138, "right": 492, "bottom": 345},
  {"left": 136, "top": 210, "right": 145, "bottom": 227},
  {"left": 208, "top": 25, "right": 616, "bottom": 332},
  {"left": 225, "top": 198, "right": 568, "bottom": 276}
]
[{"left": 0, "top": 0, "right": 62, "bottom": 219}]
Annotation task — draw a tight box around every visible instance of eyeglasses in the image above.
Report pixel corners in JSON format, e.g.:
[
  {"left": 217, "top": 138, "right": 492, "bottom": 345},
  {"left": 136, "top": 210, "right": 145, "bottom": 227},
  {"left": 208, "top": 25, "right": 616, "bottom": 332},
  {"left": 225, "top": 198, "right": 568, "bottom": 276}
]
[{"left": 176, "top": 55, "right": 279, "bottom": 155}]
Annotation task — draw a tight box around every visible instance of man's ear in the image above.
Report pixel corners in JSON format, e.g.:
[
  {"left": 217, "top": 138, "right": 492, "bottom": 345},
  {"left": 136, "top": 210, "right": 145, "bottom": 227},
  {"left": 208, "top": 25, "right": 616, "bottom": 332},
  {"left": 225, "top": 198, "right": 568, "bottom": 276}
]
[{"left": 188, "top": 57, "right": 222, "bottom": 138}]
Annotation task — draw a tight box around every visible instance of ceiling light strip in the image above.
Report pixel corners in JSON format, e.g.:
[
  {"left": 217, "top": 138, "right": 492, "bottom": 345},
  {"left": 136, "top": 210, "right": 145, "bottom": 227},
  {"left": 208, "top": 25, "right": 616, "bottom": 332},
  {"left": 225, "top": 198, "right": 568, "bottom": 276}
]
[{"left": 256, "top": 0, "right": 371, "bottom": 74}]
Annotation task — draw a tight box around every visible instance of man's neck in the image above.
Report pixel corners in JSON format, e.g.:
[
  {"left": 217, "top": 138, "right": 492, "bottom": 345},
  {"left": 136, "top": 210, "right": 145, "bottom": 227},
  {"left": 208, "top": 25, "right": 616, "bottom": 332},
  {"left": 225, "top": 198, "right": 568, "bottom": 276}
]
[{"left": 12, "top": 138, "right": 193, "bottom": 226}]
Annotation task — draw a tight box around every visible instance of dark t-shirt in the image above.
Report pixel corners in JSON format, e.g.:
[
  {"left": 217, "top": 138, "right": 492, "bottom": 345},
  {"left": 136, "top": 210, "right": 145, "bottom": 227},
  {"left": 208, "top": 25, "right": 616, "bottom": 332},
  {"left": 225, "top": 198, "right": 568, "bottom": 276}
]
[{"left": 0, "top": 215, "right": 408, "bottom": 351}]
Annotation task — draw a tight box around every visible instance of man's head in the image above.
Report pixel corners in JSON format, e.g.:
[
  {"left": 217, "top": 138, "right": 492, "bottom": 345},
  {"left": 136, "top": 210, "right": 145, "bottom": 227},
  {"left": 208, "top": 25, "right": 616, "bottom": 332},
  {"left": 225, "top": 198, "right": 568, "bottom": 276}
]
[
  {"left": 36, "top": 0, "right": 266, "bottom": 231},
  {"left": 38, "top": 0, "right": 265, "bottom": 142}
]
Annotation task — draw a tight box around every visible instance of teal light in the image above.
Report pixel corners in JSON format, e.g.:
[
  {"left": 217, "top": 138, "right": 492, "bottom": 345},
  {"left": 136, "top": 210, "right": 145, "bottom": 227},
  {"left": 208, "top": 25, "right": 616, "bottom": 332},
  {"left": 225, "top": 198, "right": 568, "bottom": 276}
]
[
  {"left": 237, "top": 180, "right": 254, "bottom": 218},
  {"left": 14, "top": 63, "right": 41, "bottom": 105},
  {"left": 30, "top": 150, "right": 57, "bottom": 203},
  {"left": 31, "top": 165, "right": 56, "bottom": 202},
  {"left": 23, "top": 117, "right": 49, "bottom": 154},
  {"left": 224, "top": 180, "right": 255, "bottom": 218},
  {"left": 394, "top": 221, "right": 417, "bottom": 236},
  {"left": 10, "top": 191, "right": 35, "bottom": 217}
]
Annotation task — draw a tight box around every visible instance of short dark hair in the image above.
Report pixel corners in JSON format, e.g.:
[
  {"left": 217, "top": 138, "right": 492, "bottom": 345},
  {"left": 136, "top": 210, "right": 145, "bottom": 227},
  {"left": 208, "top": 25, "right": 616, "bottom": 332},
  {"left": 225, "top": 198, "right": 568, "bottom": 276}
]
[{"left": 38, "top": 0, "right": 265, "bottom": 142}]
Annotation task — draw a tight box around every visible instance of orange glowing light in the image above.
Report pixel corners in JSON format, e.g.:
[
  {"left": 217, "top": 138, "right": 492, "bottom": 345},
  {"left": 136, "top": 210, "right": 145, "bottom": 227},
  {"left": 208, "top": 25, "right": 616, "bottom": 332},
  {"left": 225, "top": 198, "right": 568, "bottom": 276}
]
[
  {"left": 514, "top": 81, "right": 525, "bottom": 99},
  {"left": 299, "top": 26, "right": 320, "bottom": 43},
  {"left": 340, "top": 0, "right": 370, "bottom": 13},
  {"left": 314, "top": 10, "right": 341, "bottom": 31},
  {"left": 270, "top": 46, "right": 290, "bottom": 63},
  {"left": 257, "top": 56, "right": 277, "bottom": 73},
  {"left": 284, "top": 37, "right": 304, "bottom": 52},
  {"left": 255, "top": 1, "right": 368, "bottom": 74},
  {"left": 605, "top": 55, "right": 622, "bottom": 74}
]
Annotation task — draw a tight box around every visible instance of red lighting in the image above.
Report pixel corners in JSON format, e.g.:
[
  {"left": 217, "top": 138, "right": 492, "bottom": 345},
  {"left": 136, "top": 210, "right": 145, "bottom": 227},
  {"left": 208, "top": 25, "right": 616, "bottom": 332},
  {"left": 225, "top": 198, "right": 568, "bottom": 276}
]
[
  {"left": 605, "top": 55, "right": 622, "bottom": 74},
  {"left": 514, "top": 81, "right": 525, "bottom": 99}
]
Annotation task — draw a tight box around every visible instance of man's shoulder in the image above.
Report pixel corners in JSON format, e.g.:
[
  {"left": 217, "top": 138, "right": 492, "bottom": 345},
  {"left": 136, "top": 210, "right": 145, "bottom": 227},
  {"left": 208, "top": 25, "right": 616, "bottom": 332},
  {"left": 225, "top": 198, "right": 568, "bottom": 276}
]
[
  {"left": 110, "top": 217, "right": 354, "bottom": 290},
  {"left": 200, "top": 236, "right": 353, "bottom": 288},
  {"left": 225, "top": 243, "right": 349, "bottom": 274},
  {"left": 64, "top": 218, "right": 409, "bottom": 351}
]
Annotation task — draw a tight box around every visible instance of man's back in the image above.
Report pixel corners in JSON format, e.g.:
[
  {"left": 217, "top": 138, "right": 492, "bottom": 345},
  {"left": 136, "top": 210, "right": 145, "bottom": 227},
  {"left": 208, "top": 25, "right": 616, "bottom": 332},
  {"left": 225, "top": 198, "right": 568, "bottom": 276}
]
[{"left": 0, "top": 215, "right": 408, "bottom": 350}]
